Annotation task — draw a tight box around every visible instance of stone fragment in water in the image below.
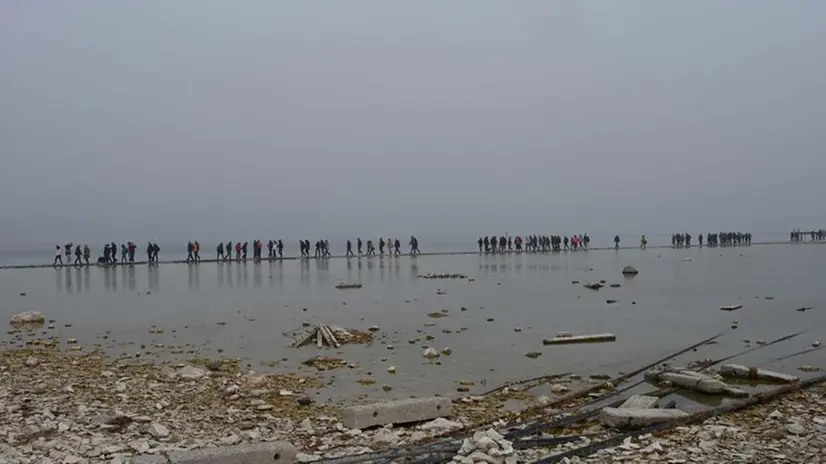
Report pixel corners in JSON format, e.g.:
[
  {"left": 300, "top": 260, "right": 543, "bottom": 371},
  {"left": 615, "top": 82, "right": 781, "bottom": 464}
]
[
  {"left": 423, "top": 348, "right": 440, "bottom": 358},
  {"left": 621, "top": 266, "right": 639, "bottom": 275},
  {"left": 10, "top": 311, "right": 45, "bottom": 325},
  {"left": 524, "top": 352, "right": 542, "bottom": 359}
]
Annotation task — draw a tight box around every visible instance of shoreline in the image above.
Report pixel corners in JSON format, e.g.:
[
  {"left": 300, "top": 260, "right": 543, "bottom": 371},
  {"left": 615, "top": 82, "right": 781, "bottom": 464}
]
[
  {"left": 2, "top": 240, "right": 821, "bottom": 271},
  {"left": 1, "top": 346, "right": 824, "bottom": 463}
]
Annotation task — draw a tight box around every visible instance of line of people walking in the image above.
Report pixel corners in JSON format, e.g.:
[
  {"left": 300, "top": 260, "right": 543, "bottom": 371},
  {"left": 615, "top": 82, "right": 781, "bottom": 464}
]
[
  {"left": 477, "top": 234, "right": 592, "bottom": 253},
  {"left": 54, "top": 242, "right": 160, "bottom": 267},
  {"left": 671, "top": 232, "right": 752, "bottom": 248},
  {"left": 791, "top": 229, "right": 825, "bottom": 242}
]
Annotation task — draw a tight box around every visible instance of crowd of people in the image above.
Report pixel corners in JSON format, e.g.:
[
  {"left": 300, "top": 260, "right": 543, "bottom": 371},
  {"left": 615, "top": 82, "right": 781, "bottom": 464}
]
[
  {"left": 52, "top": 237, "right": 421, "bottom": 266},
  {"left": 53, "top": 242, "right": 161, "bottom": 266},
  {"left": 476, "top": 234, "right": 592, "bottom": 253},
  {"left": 669, "top": 232, "right": 752, "bottom": 248},
  {"left": 57, "top": 229, "right": 826, "bottom": 267},
  {"left": 790, "top": 229, "right": 825, "bottom": 242}
]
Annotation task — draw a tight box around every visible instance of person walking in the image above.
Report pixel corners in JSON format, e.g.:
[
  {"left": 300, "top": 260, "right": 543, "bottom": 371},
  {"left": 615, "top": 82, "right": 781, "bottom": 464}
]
[{"left": 53, "top": 245, "right": 63, "bottom": 266}]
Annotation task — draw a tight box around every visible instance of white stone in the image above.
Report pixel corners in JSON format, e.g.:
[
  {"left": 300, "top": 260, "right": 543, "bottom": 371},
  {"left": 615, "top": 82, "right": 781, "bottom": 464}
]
[
  {"left": 420, "top": 418, "right": 462, "bottom": 431},
  {"left": 25, "top": 356, "right": 39, "bottom": 367},
  {"left": 128, "top": 439, "right": 150, "bottom": 454},
  {"left": 550, "top": 384, "right": 570, "bottom": 394},
  {"left": 177, "top": 365, "right": 207, "bottom": 380},
  {"left": 423, "top": 348, "right": 440, "bottom": 358},
  {"left": 786, "top": 423, "right": 806, "bottom": 436},
  {"left": 372, "top": 428, "right": 400, "bottom": 445},
  {"left": 147, "top": 422, "right": 169, "bottom": 438}
]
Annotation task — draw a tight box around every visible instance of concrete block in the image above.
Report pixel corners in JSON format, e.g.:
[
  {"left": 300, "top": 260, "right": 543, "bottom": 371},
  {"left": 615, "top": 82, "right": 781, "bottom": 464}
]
[
  {"left": 619, "top": 395, "right": 659, "bottom": 409},
  {"left": 130, "top": 441, "right": 296, "bottom": 464},
  {"left": 719, "top": 364, "right": 799, "bottom": 383},
  {"left": 599, "top": 407, "right": 688, "bottom": 430},
  {"left": 342, "top": 396, "right": 453, "bottom": 429}
]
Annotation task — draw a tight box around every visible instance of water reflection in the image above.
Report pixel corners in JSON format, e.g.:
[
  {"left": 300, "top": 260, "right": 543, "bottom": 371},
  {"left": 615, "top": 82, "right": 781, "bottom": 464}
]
[
  {"left": 148, "top": 266, "right": 160, "bottom": 291},
  {"left": 253, "top": 262, "right": 262, "bottom": 288},
  {"left": 65, "top": 267, "right": 73, "bottom": 293},
  {"left": 300, "top": 259, "right": 310, "bottom": 287},
  {"left": 217, "top": 262, "right": 225, "bottom": 287},
  {"left": 188, "top": 264, "right": 200, "bottom": 290},
  {"left": 268, "top": 260, "right": 283, "bottom": 288}
]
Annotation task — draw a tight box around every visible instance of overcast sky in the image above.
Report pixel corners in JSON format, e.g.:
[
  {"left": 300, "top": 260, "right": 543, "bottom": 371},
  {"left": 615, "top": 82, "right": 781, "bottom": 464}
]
[{"left": 1, "top": 1, "right": 824, "bottom": 246}]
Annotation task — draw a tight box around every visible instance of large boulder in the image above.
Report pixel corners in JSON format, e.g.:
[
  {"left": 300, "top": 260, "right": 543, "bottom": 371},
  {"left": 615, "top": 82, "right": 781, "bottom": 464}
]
[
  {"left": 621, "top": 265, "right": 639, "bottom": 275},
  {"left": 10, "top": 311, "right": 45, "bottom": 325}
]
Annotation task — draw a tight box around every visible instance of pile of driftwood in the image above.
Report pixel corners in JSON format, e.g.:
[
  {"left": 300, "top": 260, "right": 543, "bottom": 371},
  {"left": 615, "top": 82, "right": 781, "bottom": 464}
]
[{"left": 292, "top": 324, "right": 341, "bottom": 348}]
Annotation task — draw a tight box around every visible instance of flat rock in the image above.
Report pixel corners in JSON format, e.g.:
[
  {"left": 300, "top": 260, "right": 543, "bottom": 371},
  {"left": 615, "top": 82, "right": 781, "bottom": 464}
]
[
  {"left": 619, "top": 395, "right": 659, "bottom": 409},
  {"left": 147, "top": 422, "right": 169, "bottom": 438}
]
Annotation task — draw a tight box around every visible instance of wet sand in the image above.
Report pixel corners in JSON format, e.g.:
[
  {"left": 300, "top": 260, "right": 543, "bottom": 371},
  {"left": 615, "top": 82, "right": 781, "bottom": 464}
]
[{"left": 2, "top": 243, "right": 825, "bottom": 404}]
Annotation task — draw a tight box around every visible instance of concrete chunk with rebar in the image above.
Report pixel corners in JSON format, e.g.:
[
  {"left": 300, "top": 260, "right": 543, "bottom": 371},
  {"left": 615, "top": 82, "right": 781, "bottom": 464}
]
[
  {"left": 342, "top": 396, "right": 453, "bottom": 429},
  {"left": 130, "top": 442, "right": 296, "bottom": 464},
  {"left": 719, "top": 364, "right": 799, "bottom": 383},
  {"left": 599, "top": 407, "right": 689, "bottom": 430}
]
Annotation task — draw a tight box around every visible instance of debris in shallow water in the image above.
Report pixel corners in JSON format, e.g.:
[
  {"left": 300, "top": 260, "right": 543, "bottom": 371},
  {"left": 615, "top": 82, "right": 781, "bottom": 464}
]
[
  {"left": 301, "top": 356, "right": 347, "bottom": 371},
  {"left": 543, "top": 333, "right": 616, "bottom": 345},
  {"left": 335, "top": 283, "right": 362, "bottom": 289},
  {"left": 797, "top": 306, "right": 814, "bottom": 312},
  {"left": 621, "top": 265, "right": 639, "bottom": 275},
  {"left": 525, "top": 352, "right": 542, "bottom": 359},
  {"left": 721, "top": 304, "right": 743, "bottom": 311},
  {"left": 417, "top": 273, "right": 467, "bottom": 279},
  {"left": 292, "top": 324, "right": 371, "bottom": 347},
  {"left": 584, "top": 281, "right": 603, "bottom": 290},
  {"left": 427, "top": 312, "right": 448, "bottom": 318}
]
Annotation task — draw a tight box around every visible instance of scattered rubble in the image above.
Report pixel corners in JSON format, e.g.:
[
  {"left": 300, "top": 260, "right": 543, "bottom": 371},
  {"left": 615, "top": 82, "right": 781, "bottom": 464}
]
[
  {"left": 621, "top": 265, "right": 639, "bottom": 275},
  {"left": 453, "top": 429, "right": 516, "bottom": 464}
]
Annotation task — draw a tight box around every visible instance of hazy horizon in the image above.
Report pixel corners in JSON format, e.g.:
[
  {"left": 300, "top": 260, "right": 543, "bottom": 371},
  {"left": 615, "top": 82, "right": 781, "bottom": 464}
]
[{"left": 2, "top": 1, "right": 825, "bottom": 247}]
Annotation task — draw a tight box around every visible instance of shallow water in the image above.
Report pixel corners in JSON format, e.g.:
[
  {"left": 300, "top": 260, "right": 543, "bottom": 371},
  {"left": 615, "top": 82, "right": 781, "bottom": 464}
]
[{"left": 2, "top": 244, "right": 824, "bottom": 403}]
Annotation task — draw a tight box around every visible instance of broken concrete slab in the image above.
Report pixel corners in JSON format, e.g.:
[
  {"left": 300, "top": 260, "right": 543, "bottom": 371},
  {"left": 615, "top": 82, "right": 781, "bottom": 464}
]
[
  {"left": 342, "top": 397, "right": 453, "bottom": 429},
  {"left": 659, "top": 372, "right": 747, "bottom": 397},
  {"left": 719, "top": 364, "right": 799, "bottom": 383},
  {"left": 599, "top": 407, "right": 688, "bottom": 430},
  {"left": 131, "top": 442, "right": 296, "bottom": 464},
  {"left": 543, "top": 333, "right": 616, "bottom": 345},
  {"left": 619, "top": 395, "right": 660, "bottom": 409}
]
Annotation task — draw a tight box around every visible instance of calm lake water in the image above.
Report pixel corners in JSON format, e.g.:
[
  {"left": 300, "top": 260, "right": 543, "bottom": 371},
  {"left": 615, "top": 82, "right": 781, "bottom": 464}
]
[{"left": 2, "top": 244, "right": 824, "bottom": 403}]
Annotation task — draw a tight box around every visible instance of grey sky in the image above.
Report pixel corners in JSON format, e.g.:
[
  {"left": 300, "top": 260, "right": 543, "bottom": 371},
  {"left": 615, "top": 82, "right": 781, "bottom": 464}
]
[{"left": 1, "top": 1, "right": 824, "bottom": 246}]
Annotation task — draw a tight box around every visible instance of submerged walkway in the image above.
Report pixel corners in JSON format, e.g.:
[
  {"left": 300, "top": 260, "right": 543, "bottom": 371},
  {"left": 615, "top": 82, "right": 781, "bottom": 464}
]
[{"left": 0, "top": 241, "right": 818, "bottom": 270}]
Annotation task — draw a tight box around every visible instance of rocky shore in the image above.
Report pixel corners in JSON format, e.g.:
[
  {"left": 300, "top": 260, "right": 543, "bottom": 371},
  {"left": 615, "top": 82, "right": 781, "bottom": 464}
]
[{"left": 1, "top": 346, "right": 825, "bottom": 464}]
